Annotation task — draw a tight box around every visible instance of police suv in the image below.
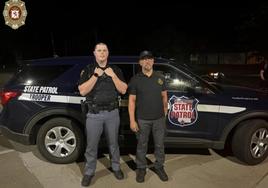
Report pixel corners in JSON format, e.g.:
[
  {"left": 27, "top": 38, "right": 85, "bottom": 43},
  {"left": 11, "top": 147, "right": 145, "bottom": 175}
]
[{"left": 0, "top": 56, "right": 268, "bottom": 165}]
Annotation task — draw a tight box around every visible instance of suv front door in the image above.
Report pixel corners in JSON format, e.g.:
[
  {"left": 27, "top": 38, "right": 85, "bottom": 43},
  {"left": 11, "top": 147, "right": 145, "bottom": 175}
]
[{"left": 152, "top": 64, "right": 220, "bottom": 140}]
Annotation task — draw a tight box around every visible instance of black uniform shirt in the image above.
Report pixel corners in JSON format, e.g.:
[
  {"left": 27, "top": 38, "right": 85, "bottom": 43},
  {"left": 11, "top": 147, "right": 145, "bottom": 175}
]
[
  {"left": 128, "top": 71, "right": 167, "bottom": 120},
  {"left": 79, "top": 63, "right": 125, "bottom": 104}
]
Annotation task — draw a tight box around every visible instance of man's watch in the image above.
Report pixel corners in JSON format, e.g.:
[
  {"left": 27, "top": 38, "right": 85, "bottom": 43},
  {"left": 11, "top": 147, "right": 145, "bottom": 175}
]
[{"left": 93, "top": 73, "right": 99, "bottom": 78}]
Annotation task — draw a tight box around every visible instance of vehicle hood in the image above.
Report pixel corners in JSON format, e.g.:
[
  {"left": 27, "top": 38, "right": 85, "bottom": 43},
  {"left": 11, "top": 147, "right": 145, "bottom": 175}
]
[
  {"left": 210, "top": 84, "right": 268, "bottom": 112},
  {"left": 217, "top": 84, "right": 268, "bottom": 103}
]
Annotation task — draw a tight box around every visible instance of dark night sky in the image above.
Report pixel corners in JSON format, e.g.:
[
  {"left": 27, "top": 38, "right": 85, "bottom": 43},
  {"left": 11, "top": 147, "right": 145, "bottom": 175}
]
[{"left": 0, "top": 1, "right": 268, "bottom": 62}]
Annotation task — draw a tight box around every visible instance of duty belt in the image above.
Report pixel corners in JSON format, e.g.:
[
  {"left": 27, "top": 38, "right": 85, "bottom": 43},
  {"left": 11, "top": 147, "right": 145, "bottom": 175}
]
[{"left": 86, "top": 101, "right": 118, "bottom": 114}]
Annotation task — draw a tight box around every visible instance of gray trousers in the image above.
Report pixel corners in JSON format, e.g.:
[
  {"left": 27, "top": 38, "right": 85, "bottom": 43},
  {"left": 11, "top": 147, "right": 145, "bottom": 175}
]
[
  {"left": 136, "top": 117, "right": 166, "bottom": 169},
  {"left": 84, "top": 109, "right": 120, "bottom": 176}
]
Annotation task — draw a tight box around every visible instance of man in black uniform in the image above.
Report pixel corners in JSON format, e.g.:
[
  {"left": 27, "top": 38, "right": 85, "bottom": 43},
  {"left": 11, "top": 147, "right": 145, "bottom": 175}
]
[
  {"left": 78, "top": 43, "right": 127, "bottom": 187},
  {"left": 128, "top": 50, "right": 168, "bottom": 183}
]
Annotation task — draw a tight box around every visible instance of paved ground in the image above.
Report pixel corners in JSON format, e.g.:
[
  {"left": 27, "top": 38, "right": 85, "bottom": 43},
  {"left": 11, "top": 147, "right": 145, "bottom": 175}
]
[{"left": 1, "top": 134, "right": 268, "bottom": 188}]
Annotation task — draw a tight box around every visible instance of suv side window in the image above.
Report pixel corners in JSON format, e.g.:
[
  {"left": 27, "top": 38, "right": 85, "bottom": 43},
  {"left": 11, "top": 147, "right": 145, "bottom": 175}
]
[
  {"left": 115, "top": 64, "right": 134, "bottom": 84},
  {"left": 10, "top": 65, "right": 73, "bottom": 86},
  {"left": 154, "top": 64, "right": 197, "bottom": 92}
]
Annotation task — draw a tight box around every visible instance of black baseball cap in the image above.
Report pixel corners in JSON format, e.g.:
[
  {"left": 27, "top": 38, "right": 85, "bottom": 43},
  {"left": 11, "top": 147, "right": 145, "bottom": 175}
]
[{"left": 139, "top": 50, "right": 154, "bottom": 60}]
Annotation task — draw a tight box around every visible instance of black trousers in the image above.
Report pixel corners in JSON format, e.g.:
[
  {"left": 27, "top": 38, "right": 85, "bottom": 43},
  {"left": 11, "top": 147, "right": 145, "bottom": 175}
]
[{"left": 136, "top": 116, "right": 166, "bottom": 169}]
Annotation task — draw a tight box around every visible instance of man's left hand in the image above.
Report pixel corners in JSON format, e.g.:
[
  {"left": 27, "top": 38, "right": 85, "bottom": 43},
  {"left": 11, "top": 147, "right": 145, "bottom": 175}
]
[{"left": 104, "top": 67, "right": 116, "bottom": 78}]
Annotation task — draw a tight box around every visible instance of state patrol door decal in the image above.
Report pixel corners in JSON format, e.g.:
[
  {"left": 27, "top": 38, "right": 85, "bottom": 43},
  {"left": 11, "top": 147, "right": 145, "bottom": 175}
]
[{"left": 168, "top": 95, "right": 199, "bottom": 127}]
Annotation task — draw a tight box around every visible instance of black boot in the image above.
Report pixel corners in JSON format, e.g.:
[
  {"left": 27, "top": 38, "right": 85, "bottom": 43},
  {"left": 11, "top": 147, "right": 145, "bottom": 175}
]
[
  {"left": 81, "top": 175, "right": 93, "bottom": 187},
  {"left": 136, "top": 168, "right": 146, "bottom": 183},
  {"left": 113, "top": 169, "right": 124, "bottom": 180},
  {"left": 154, "top": 167, "right": 168, "bottom": 181}
]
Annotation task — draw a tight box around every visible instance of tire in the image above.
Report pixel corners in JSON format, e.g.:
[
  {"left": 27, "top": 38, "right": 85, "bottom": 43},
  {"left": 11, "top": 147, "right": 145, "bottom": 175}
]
[
  {"left": 232, "top": 119, "right": 268, "bottom": 165},
  {"left": 37, "top": 117, "right": 84, "bottom": 164}
]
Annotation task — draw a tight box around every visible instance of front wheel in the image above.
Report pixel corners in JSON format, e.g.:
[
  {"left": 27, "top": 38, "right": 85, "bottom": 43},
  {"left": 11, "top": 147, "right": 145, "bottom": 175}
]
[
  {"left": 37, "top": 117, "right": 84, "bottom": 164},
  {"left": 232, "top": 119, "right": 268, "bottom": 165}
]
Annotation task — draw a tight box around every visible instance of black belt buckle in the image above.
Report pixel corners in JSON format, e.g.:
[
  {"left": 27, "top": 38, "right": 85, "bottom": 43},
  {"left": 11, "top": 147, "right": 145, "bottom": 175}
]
[{"left": 89, "top": 109, "right": 99, "bottom": 114}]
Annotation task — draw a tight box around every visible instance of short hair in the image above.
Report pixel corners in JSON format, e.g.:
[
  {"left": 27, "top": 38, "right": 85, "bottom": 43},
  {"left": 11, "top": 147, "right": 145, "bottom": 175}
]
[{"left": 94, "top": 42, "right": 108, "bottom": 50}]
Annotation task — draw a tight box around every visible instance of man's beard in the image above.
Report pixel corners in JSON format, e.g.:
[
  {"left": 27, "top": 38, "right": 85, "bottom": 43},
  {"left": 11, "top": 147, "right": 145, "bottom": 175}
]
[{"left": 144, "top": 64, "right": 152, "bottom": 72}]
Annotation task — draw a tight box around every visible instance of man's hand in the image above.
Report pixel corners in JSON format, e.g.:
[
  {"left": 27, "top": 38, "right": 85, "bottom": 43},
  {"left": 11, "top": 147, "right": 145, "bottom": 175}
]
[
  {"left": 130, "top": 121, "right": 139, "bottom": 132},
  {"left": 94, "top": 67, "right": 104, "bottom": 77},
  {"left": 104, "top": 67, "right": 116, "bottom": 78}
]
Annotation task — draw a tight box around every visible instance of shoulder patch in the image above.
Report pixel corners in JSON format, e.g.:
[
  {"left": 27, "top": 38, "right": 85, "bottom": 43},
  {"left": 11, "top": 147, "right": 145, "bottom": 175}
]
[{"left": 158, "top": 78, "right": 163, "bottom": 85}]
